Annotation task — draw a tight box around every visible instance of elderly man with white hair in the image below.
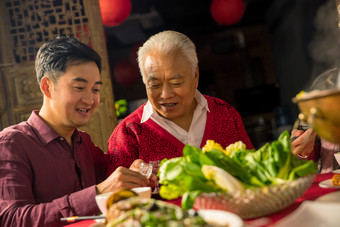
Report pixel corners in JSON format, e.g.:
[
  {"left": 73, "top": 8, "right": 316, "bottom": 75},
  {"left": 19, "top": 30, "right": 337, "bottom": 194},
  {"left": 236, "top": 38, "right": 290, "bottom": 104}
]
[{"left": 107, "top": 30, "right": 253, "bottom": 174}]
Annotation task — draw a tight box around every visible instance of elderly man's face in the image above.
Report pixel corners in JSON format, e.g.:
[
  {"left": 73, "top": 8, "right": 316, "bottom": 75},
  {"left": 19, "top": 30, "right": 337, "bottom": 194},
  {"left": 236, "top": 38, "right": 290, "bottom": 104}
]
[{"left": 143, "top": 50, "right": 199, "bottom": 125}]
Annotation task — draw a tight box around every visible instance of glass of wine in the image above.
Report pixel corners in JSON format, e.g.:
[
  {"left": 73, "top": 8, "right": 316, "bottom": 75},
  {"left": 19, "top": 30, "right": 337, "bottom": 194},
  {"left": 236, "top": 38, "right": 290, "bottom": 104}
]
[
  {"left": 149, "top": 160, "right": 161, "bottom": 194},
  {"left": 139, "top": 162, "right": 153, "bottom": 178}
]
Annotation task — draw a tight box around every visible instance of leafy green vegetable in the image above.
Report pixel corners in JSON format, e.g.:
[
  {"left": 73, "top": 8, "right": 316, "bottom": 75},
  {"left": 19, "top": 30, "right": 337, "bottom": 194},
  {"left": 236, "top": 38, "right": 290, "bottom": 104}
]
[{"left": 158, "top": 130, "right": 317, "bottom": 210}]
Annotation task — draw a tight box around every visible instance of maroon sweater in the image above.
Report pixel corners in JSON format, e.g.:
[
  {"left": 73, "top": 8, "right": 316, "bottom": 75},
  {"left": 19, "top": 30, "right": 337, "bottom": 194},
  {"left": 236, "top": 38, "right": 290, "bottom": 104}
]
[{"left": 107, "top": 95, "right": 253, "bottom": 174}]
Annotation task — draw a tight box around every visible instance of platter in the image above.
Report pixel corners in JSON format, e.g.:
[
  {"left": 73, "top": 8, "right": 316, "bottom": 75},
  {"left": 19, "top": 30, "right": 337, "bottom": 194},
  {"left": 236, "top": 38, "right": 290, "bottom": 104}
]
[
  {"left": 91, "top": 203, "right": 244, "bottom": 227},
  {"left": 194, "top": 174, "right": 315, "bottom": 219}
]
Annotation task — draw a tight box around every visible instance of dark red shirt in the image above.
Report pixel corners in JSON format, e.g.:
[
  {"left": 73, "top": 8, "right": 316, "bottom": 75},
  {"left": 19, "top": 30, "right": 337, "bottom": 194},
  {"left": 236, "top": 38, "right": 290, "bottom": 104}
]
[{"left": 0, "top": 110, "right": 108, "bottom": 226}]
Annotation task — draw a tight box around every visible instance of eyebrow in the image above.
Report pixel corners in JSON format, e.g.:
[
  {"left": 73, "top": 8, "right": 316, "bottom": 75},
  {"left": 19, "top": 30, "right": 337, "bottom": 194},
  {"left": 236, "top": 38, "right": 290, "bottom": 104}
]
[
  {"left": 147, "top": 74, "right": 183, "bottom": 82},
  {"left": 72, "top": 77, "right": 103, "bottom": 85}
]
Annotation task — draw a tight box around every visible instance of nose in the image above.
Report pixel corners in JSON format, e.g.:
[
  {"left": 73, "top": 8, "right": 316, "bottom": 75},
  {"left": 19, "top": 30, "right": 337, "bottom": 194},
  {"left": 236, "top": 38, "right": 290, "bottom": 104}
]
[
  {"left": 160, "top": 84, "right": 174, "bottom": 99},
  {"left": 81, "top": 91, "right": 95, "bottom": 105}
]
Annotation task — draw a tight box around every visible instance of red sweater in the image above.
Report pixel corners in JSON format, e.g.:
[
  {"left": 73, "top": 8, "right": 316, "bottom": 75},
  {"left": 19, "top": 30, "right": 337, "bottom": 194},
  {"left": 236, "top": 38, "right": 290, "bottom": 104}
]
[{"left": 107, "top": 95, "right": 253, "bottom": 174}]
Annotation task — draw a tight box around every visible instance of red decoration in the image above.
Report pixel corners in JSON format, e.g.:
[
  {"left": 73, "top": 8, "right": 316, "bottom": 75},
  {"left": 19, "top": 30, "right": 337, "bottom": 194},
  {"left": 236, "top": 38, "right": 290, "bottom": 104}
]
[
  {"left": 76, "top": 25, "right": 92, "bottom": 47},
  {"left": 99, "top": 0, "right": 132, "bottom": 26},
  {"left": 210, "top": 0, "right": 245, "bottom": 26},
  {"left": 113, "top": 61, "right": 139, "bottom": 86}
]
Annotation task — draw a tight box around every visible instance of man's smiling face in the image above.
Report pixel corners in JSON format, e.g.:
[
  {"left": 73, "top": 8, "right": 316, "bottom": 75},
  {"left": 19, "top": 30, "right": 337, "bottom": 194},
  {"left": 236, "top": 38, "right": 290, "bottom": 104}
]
[
  {"left": 47, "top": 61, "right": 102, "bottom": 130},
  {"left": 144, "top": 50, "right": 199, "bottom": 124}
]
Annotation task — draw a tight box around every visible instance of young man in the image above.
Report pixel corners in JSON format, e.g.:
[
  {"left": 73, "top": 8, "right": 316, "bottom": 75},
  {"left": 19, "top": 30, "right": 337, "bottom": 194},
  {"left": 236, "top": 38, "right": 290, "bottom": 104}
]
[{"left": 0, "top": 37, "right": 148, "bottom": 226}]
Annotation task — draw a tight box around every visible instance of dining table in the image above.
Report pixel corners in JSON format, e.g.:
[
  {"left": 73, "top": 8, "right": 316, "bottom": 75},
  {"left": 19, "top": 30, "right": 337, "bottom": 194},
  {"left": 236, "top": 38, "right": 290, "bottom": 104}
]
[{"left": 65, "top": 171, "right": 339, "bottom": 227}]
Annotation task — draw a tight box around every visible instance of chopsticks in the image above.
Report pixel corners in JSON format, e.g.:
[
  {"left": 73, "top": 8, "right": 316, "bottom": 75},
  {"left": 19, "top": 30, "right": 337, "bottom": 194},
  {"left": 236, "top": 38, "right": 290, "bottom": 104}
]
[
  {"left": 60, "top": 215, "right": 105, "bottom": 223},
  {"left": 291, "top": 119, "right": 309, "bottom": 142}
]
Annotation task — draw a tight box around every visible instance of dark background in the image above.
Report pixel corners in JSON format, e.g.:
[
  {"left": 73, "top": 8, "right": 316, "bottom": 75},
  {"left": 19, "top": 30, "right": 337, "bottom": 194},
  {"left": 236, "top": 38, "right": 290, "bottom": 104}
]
[{"left": 104, "top": 0, "right": 339, "bottom": 148}]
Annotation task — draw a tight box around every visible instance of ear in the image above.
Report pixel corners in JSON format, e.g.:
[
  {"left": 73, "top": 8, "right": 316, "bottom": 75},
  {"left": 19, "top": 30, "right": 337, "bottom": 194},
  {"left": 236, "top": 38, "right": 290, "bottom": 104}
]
[
  {"left": 194, "top": 66, "right": 199, "bottom": 87},
  {"left": 194, "top": 66, "right": 199, "bottom": 80},
  {"left": 40, "top": 77, "right": 52, "bottom": 98}
]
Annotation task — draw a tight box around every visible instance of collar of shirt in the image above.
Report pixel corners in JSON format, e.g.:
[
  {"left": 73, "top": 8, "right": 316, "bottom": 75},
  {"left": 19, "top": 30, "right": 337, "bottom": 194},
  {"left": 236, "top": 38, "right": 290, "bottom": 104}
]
[
  {"left": 141, "top": 90, "right": 209, "bottom": 123},
  {"left": 27, "top": 110, "right": 81, "bottom": 146},
  {"left": 140, "top": 90, "right": 210, "bottom": 147}
]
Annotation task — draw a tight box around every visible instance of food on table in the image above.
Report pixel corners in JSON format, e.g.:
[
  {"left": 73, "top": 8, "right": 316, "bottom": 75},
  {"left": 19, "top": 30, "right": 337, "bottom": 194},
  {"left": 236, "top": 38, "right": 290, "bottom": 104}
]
[
  {"left": 158, "top": 130, "right": 318, "bottom": 210},
  {"left": 331, "top": 174, "right": 340, "bottom": 186},
  {"left": 201, "top": 165, "right": 244, "bottom": 194},
  {"left": 104, "top": 191, "right": 222, "bottom": 227},
  {"left": 106, "top": 189, "right": 137, "bottom": 210}
]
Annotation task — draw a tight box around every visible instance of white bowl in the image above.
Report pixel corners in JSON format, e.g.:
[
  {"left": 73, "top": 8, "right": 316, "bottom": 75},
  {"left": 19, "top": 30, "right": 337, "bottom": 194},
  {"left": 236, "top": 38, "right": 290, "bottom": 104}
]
[
  {"left": 131, "top": 187, "right": 152, "bottom": 199},
  {"left": 334, "top": 153, "right": 340, "bottom": 165},
  {"left": 95, "top": 187, "right": 151, "bottom": 215},
  {"left": 95, "top": 192, "right": 113, "bottom": 215}
]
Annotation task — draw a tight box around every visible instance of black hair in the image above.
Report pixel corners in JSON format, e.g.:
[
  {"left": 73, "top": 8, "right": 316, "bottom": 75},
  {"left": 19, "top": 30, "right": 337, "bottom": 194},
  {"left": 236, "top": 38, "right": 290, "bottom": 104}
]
[{"left": 35, "top": 36, "right": 102, "bottom": 85}]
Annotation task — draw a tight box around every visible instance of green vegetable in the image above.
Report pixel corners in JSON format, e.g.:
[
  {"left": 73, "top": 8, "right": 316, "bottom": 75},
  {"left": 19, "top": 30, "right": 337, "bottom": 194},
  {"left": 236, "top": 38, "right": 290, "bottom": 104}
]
[{"left": 158, "top": 130, "right": 317, "bottom": 210}]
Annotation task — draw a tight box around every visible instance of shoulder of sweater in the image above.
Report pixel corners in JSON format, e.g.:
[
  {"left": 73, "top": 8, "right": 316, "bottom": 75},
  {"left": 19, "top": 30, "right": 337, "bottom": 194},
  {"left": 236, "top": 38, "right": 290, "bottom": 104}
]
[
  {"left": 116, "top": 104, "right": 145, "bottom": 126},
  {"left": 203, "top": 95, "right": 235, "bottom": 111}
]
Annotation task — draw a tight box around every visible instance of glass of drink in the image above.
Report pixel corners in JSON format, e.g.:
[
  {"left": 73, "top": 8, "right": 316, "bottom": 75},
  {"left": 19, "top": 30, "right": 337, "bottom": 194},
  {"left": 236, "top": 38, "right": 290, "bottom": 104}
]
[{"left": 149, "top": 160, "right": 161, "bottom": 194}]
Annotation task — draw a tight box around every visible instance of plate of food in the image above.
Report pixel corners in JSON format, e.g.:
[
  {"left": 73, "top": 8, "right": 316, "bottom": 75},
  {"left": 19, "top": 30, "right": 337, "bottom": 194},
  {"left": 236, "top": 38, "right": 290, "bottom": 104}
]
[
  {"left": 95, "top": 187, "right": 151, "bottom": 215},
  {"left": 319, "top": 173, "right": 340, "bottom": 189},
  {"left": 157, "top": 131, "right": 317, "bottom": 219},
  {"left": 94, "top": 189, "right": 243, "bottom": 227},
  {"left": 318, "top": 179, "right": 339, "bottom": 188}
]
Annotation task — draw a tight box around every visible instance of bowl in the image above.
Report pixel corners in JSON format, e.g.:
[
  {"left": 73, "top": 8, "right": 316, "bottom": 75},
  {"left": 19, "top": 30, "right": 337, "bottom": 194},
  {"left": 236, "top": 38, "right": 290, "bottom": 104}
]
[
  {"left": 131, "top": 186, "right": 152, "bottom": 199},
  {"left": 95, "top": 187, "right": 151, "bottom": 215},
  {"left": 95, "top": 192, "right": 113, "bottom": 215},
  {"left": 292, "top": 89, "right": 340, "bottom": 144},
  {"left": 193, "top": 174, "right": 315, "bottom": 219}
]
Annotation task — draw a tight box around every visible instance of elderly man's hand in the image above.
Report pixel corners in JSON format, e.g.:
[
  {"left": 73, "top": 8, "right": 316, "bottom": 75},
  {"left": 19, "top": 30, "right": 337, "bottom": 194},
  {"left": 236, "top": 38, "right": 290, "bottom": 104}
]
[{"left": 291, "top": 128, "right": 317, "bottom": 158}]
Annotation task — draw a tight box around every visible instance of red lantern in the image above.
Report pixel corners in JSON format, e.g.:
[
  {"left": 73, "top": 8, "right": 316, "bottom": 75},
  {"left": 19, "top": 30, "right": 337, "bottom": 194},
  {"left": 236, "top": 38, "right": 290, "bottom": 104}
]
[
  {"left": 113, "top": 61, "right": 139, "bottom": 86},
  {"left": 99, "top": 0, "right": 132, "bottom": 26},
  {"left": 210, "top": 0, "right": 245, "bottom": 26}
]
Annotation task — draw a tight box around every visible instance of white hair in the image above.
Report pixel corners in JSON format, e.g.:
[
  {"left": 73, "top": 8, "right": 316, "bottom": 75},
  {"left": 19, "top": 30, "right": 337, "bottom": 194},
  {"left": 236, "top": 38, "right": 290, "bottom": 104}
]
[{"left": 137, "top": 30, "right": 198, "bottom": 84}]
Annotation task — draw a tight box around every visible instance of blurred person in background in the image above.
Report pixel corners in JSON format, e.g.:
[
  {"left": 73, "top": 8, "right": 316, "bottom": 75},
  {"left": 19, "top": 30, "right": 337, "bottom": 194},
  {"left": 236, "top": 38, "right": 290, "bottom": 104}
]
[{"left": 291, "top": 67, "right": 340, "bottom": 173}]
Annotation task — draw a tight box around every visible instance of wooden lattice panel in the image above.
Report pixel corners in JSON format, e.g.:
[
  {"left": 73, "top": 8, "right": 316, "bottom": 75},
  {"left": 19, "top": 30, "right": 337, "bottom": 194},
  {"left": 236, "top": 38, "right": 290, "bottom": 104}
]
[{"left": 4, "top": 0, "right": 91, "bottom": 63}]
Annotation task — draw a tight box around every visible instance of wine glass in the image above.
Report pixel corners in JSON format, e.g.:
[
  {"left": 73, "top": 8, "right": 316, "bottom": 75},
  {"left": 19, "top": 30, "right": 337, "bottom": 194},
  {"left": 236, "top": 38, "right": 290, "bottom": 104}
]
[
  {"left": 139, "top": 162, "right": 153, "bottom": 178},
  {"left": 149, "top": 160, "right": 161, "bottom": 194}
]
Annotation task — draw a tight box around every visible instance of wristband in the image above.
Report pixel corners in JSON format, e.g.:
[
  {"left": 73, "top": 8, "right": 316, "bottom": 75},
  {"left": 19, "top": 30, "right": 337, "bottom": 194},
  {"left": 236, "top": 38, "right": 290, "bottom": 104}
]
[{"left": 297, "top": 153, "right": 309, "bottom": 158}]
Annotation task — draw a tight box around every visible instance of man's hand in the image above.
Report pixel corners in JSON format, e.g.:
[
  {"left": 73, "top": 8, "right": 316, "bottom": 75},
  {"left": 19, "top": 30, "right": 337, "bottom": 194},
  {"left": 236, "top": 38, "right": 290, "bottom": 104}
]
[
  {"left": 291, "top": 128, "right": 317, "bottom": 157},
  {"left": 129, "top": 159, "right": 159, "bottom": 188},
  {"left": 96, "top": 166, "right": 148, "bottom": 194}
]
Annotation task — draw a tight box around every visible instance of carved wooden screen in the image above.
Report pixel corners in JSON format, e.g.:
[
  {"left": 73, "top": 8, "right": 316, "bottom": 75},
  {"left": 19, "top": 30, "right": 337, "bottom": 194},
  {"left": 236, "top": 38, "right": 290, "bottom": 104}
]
[{"left": 0, "top": 0, "right": 117, "bottom": 152}]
